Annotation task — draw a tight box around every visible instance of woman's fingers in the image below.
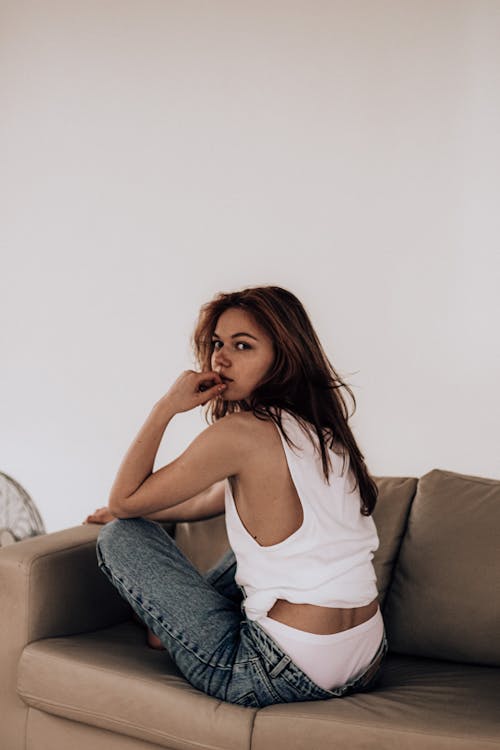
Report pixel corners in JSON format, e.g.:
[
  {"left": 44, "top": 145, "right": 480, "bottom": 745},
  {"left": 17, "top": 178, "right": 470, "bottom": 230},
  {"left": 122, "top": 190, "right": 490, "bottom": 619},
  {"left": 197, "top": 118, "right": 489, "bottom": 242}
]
[{"left": 83, "top": 507, "right": 115, "bottom": 524}]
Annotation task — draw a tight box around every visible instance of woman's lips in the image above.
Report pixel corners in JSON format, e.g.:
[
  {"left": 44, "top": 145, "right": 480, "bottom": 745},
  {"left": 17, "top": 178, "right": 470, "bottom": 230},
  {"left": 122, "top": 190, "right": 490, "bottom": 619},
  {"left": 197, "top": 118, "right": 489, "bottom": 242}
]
[{"left": 221, "top": 376, "right": 233, "bottom": 383}]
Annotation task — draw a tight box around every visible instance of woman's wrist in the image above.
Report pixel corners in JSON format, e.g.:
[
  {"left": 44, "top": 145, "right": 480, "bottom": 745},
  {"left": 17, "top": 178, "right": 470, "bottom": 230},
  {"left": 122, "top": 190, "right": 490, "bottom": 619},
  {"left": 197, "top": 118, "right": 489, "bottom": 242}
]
[{"left": 152, "top": 396, "right": 177, "bottom": 420}]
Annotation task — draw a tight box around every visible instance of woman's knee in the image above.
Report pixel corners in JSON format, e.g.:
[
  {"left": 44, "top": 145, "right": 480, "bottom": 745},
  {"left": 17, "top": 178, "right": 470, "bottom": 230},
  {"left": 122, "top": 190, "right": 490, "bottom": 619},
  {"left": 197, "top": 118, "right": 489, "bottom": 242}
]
[{"left": 96, "top": 517, "right": 147, "bottom": 565}]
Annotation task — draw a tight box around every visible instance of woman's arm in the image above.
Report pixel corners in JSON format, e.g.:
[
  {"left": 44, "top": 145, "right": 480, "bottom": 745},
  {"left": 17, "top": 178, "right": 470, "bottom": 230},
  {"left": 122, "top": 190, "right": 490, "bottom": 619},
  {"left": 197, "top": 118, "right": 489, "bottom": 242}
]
[
  {"left": 145, "top": 480, "right": 226, "bottom": 523},
  {"left": 107, "top": 372, "right": 228, "bottom": 515},
  {"left": 85, "top": 480, "right": 226, "bottom": 525},
  {"left": 108, "top": 400, "right": 176, "bottom": 509},
  {"left": 108, "top": 399, "right": 245, "bottom": 519}
]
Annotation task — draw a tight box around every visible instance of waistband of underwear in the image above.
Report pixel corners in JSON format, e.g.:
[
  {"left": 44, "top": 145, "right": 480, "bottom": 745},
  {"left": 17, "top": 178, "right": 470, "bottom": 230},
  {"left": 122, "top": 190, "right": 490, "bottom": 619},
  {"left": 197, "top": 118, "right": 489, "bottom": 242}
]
[{"left": 257, "top": 605, "right": 384, "bottom": 645}]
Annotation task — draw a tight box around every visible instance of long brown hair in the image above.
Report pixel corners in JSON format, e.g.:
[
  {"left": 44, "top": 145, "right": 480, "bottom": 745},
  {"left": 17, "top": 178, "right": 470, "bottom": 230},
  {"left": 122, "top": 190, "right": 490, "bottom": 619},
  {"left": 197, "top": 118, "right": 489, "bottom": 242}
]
[{"left": 190, "top": 285, "right": 378, "bottom": 516}]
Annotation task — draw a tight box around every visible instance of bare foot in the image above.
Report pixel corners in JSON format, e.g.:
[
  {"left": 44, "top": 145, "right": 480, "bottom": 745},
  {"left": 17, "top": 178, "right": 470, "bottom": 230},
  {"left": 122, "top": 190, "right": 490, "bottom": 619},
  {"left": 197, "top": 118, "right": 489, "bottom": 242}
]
[
  {"left": 147, "top": 628, "right": 166, "bottom": 650},
  {"left": 130, "top": 607, "right": 165, "bottom": 649}
]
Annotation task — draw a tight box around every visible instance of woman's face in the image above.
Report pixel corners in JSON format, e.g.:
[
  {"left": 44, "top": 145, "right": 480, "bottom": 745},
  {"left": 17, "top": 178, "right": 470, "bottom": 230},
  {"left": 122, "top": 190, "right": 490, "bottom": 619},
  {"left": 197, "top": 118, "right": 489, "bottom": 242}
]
[{"left": 210, "top": 308, "right": 275, "bottom": 403}]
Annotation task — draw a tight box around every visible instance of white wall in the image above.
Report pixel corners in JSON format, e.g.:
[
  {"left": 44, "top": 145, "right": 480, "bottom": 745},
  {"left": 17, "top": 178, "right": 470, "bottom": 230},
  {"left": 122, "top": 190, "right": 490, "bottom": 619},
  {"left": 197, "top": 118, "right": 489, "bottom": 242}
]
[{"left": 1, "top": 0, "right": 499, "bottom": 534}]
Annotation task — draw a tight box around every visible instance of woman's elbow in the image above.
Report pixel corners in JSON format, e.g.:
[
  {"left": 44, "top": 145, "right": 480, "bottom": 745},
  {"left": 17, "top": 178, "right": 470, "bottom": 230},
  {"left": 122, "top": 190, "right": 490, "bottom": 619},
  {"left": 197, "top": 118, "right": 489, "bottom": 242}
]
[{"left": 108, "top": 497, "right": 138, "bottom": 519}]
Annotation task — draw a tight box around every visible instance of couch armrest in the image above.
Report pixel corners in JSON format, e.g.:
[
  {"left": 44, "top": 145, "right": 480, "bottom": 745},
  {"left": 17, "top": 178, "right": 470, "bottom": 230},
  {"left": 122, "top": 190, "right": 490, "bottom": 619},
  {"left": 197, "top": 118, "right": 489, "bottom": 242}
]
[
  {"left": 0, "top": 521, "right": 176, "bottom": 642},
  {"left": 1, "top": 524, "right": 128, "bottom": 645},
  {"left": 0, "top": 521, "right": 176, "bottom": 750}
]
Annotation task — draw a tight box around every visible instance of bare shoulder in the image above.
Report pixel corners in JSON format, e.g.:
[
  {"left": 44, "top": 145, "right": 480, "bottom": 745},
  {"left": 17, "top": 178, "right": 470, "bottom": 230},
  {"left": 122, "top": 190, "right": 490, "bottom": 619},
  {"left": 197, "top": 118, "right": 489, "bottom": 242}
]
[
  {"left": 216, "top": 410, "right": 275, "bottom": 444},
  {"left": 215, "top": 412, "right": 280, "bottom": 498},
  {"left": 224, "top": 411, "right": 280, "bottom": 457}
]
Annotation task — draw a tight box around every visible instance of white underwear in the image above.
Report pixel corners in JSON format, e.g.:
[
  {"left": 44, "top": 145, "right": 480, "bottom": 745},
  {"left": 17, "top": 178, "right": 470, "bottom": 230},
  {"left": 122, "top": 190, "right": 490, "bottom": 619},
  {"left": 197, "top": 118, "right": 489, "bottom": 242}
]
[{"left": 257, "top": 606, "right": 385, "bottom": 691}]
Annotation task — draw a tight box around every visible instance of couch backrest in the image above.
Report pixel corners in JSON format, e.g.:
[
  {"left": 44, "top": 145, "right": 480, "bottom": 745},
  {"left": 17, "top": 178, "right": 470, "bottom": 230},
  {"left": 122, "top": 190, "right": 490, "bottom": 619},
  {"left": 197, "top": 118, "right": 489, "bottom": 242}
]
[
  {"left": 175, "top": 514, "right": 231, "bottom": 574},
  {"left": 383, "top": 468, "right": 500, "bottom": 667},
  {"left": 370, "top": 476, "right": 417, "bottom": 606}
]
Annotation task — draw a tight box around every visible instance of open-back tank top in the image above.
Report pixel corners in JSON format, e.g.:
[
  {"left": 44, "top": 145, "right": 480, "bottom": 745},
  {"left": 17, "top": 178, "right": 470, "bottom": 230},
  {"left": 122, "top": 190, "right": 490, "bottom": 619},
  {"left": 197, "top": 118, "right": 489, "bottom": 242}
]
[{"left": 224, "top": 407, "right": 380, "bottom": 623}]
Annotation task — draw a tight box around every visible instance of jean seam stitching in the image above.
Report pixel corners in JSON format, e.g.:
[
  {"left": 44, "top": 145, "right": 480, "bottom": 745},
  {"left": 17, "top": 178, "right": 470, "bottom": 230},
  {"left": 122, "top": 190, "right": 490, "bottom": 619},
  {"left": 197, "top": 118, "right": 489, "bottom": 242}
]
[
  {"left": 254, "top": 657, "right": 285, "bottom": 703},
  {"left": 97, "top": 554, "right": 232, "bottom": 670}
]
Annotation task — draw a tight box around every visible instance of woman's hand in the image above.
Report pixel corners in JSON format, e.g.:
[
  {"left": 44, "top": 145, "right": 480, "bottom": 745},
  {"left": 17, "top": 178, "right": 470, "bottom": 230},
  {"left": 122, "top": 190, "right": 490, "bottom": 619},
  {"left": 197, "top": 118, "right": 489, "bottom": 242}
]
[
  {"left": 83, "top": 506, "right": 116, "bottom": 525},
  {"left": 157, "top": 369, "right": 227, "bottom": 414}
]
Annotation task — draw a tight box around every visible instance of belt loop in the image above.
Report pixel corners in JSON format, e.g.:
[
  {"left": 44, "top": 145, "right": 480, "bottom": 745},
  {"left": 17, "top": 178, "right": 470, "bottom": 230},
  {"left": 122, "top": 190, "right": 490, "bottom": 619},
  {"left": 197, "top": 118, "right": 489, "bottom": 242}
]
[{"left": 269, "top": 654, "right": 291, "bottom": 678}]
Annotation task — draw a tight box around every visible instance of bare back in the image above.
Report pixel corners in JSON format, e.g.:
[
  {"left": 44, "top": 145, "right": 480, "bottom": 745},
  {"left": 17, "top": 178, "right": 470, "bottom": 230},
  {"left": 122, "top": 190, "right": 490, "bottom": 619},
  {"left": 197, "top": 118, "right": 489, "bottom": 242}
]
[{"left": 229, "top": 411, "right": 379, "bottom": 635}]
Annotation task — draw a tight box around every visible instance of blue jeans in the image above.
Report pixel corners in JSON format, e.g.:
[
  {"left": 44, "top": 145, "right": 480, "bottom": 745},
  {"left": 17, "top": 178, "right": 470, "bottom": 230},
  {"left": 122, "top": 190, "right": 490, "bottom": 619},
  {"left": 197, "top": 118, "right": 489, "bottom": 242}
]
[{"left": 96, "top": 517, "right": 388, "bottom": 708}]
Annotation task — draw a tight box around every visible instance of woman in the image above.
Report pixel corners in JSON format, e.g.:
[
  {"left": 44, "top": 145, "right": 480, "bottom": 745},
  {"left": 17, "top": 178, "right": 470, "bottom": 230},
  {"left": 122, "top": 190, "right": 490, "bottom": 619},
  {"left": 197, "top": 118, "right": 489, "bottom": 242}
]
[{"left": 86, "top": 285, "right": 388, "bottom": 707}]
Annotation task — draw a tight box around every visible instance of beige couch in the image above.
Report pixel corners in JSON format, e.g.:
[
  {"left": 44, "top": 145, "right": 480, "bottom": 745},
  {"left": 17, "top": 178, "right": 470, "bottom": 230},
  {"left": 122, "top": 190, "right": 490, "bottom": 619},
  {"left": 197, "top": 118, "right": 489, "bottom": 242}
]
[{"left": 1, "top": 468, "right": 499, "bottom": 750}]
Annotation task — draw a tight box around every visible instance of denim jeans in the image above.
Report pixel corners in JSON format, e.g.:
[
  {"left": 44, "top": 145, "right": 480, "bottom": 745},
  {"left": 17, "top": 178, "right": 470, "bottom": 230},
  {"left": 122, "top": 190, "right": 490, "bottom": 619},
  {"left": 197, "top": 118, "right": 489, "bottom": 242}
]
[{"left": 96, "top": 517, "right": 388, "bottom": 708}]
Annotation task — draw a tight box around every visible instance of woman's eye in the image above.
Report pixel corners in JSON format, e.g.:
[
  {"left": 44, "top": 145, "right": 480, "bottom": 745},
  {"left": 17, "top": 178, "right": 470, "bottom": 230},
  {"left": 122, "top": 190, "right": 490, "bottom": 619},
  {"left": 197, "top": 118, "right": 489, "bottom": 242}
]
[{"left": 212, "top": 341, "right": 249, "bottom": 351}]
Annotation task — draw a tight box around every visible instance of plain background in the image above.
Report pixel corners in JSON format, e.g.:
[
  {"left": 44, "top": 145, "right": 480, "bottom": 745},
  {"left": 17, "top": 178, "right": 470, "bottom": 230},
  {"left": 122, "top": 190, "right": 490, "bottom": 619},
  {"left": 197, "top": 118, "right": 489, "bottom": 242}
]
[{"left": 1, "top": 0, "right": 499, "bottom": 535}]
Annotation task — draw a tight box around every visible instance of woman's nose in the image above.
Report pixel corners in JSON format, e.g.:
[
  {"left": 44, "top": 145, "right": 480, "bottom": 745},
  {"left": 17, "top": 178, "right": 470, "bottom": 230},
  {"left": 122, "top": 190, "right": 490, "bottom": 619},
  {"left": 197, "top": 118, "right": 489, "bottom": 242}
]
[{"left": 213, "top": 351, "right": 230, "bottom": 367}]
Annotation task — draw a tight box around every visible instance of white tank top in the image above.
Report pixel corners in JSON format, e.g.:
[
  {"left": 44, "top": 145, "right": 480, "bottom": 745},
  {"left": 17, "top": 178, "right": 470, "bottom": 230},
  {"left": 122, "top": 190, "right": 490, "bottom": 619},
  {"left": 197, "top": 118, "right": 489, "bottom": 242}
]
[{"left": 224, "top": 407, "right": 380, "bottom": 623}]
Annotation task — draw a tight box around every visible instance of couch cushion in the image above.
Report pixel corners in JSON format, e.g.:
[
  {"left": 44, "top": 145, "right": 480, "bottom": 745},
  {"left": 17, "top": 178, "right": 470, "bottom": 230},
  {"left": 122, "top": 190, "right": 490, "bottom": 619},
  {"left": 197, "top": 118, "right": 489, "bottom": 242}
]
[
  {"left": 175, "top": 476, "right": 417, "bottom": 611},
  {"left": 17, "top": 620, "right": 255, "bottom": 750},
  {"left": 27, "top": 709, "right": 164, "bottom": 750},
  {"left": 383, "top": 468, "right": 500, "bottom": 665},
  {"left": 252, "top": 653, "right": 500, "bottom": 750},
  {"left": 18, "top": 625, "right": 500, "bottom": 750}
]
